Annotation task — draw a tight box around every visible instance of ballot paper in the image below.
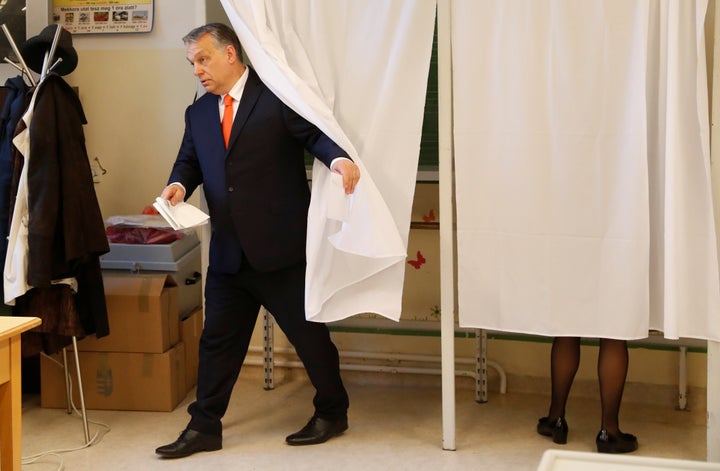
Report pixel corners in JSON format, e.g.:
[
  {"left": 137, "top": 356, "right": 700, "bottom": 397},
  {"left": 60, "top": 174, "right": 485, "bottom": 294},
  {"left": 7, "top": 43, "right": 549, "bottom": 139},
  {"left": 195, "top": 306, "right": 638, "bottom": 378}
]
[{"left": 152, "top": 197, "right": 209, "bottom": 230}]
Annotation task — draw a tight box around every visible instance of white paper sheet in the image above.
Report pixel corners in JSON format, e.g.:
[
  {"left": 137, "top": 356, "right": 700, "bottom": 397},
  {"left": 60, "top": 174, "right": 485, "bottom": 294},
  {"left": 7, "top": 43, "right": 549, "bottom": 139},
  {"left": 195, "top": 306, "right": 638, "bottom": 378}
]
[{"left": 152, "top": 197, "right": 209, "bottom": 230}]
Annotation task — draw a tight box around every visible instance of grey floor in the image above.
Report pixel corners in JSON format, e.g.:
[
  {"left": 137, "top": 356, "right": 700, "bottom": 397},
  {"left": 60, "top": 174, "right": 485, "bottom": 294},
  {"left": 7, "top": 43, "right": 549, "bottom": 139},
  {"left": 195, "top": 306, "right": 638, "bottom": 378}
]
[{"left": 20, "top": 367, "right": 710, "bottom": 471}]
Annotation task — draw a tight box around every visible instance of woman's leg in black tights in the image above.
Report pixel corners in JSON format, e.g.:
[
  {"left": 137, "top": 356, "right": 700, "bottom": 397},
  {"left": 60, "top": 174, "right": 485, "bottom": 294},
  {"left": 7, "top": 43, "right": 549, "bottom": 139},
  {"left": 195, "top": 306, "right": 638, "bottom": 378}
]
[
  {"left": 597, "top": 338, "right": 629, "bottom": 435},
  {"left": 547, "top": 337, "right": 581, "bottom": 419}
]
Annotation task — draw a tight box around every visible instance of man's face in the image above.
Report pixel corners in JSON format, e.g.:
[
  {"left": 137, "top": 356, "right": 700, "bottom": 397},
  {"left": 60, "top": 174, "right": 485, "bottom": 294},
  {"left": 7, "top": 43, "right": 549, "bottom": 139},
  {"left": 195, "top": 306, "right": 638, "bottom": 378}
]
[{"left": 186, "top": 33, "right": 235, "bottom": 95}]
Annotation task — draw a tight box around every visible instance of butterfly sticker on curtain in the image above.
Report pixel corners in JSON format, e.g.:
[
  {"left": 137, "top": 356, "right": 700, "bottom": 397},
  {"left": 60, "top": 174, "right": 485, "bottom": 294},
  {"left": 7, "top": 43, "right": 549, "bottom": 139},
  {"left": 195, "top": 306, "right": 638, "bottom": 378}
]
[
  {"left": 422, "top": 209, "right": 435, "bottom": 222},
  {"left": 407, "top": 250, "right": 426, "bottom": 269}
]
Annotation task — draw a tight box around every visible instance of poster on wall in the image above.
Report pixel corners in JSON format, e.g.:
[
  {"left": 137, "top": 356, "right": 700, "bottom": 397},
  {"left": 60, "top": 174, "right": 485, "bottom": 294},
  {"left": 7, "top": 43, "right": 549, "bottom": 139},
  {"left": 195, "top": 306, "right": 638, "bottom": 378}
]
[{"left": 52, "top": 0, "right": 154, "bottom": 34}]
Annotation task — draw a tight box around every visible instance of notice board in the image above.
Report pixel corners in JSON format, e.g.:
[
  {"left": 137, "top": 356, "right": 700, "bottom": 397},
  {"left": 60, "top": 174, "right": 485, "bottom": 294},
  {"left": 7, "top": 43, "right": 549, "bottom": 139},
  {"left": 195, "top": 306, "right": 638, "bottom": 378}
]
[{"left": 52, "top": 0, "right": 154, "bottom": 34}]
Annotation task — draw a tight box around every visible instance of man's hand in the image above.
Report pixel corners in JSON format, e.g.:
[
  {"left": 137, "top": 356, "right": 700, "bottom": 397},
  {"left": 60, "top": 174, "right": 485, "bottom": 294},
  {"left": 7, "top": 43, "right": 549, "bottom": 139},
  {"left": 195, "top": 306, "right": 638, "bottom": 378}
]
[
  {"left": 160, "top": 183, "right": 186, "bottom": 206},
  {"left": 332, "top": 159, "right": 360, "bottom": 194}
]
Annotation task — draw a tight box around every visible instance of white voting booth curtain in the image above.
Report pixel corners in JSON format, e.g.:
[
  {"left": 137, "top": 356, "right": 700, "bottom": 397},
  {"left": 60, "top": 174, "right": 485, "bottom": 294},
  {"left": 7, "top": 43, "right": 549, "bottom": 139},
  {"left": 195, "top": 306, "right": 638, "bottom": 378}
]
[
  {"left": 220, "top": 0, "right": 436, "bottom": 322},
  {"left": 453, "top": 0, "right": 720, "bottom": 341},
  {"left": 646, "top": 1, "right": 720, "bottom": 340}
]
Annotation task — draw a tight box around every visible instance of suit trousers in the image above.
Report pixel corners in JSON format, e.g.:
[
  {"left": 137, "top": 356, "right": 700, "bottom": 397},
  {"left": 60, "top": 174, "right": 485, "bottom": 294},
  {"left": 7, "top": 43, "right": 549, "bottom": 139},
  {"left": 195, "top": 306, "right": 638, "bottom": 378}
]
[{"left": 188, "top": 259, "right": 349, "bottom": 436}]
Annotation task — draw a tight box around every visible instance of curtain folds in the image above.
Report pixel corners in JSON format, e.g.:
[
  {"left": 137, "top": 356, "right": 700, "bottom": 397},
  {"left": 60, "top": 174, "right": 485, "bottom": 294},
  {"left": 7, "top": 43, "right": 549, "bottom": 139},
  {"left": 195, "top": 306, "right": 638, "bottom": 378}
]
[
  {"left": 453, "top": 0, "right": 720, "bottom": 341},
  {"left": 220, "top": 0, "right": 436, "bottom": 322}
]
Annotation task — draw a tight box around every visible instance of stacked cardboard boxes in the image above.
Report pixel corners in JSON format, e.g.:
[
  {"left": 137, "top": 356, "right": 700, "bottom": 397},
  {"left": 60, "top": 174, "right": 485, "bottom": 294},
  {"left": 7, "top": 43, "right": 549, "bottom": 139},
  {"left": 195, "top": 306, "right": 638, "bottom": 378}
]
[{"left": 40, "top": 239, "right": 203, "bottom": 412}]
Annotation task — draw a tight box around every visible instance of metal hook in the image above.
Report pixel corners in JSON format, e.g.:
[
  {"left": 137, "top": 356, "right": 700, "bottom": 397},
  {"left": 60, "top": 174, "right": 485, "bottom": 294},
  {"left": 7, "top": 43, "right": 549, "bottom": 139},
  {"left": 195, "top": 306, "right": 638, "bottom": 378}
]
[
  {"left": 2, "top": 57, "right": 23, "bottom": 73},
  {"left": 46, "top": 56, "right": 64, "bottom": 75},
  {"left": 94, "top": 157, "right": 108, "bottom": 175},
  {"left": 1, "top": 23, "right": 36, "bottom": 86}
]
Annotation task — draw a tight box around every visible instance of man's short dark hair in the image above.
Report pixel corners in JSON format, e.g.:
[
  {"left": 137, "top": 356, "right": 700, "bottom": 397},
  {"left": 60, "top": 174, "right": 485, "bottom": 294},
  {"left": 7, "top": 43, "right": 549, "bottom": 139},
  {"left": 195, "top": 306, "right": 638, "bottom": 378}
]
[{"left": 183, "top": 23, "right": 243, "bottom": 60}]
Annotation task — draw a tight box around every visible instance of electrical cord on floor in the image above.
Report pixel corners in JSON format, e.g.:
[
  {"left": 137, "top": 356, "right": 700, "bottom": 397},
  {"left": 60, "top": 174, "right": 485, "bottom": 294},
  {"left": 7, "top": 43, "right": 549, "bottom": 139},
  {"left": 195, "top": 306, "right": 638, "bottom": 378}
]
[{"left": 21, "top": 353, "right": 112, "bottom": 471}]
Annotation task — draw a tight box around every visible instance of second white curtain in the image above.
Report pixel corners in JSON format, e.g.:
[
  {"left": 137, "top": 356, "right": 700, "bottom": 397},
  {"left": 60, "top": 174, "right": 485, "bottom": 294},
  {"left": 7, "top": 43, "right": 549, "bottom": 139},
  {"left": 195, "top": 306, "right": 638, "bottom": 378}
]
[{"left": 453, "top": 0, "right": 720, "bottom": 341}]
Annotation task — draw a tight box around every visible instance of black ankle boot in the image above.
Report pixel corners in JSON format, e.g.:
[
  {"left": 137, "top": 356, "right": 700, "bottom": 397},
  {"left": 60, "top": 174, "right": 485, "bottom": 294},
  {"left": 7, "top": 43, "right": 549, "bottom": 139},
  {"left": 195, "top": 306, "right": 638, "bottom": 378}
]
[
  {"left": 537, "top": 416, "right": 568, "bottom": 444},
  {"left": 596, "top": 429, "right": 638, "bottom": 453}
]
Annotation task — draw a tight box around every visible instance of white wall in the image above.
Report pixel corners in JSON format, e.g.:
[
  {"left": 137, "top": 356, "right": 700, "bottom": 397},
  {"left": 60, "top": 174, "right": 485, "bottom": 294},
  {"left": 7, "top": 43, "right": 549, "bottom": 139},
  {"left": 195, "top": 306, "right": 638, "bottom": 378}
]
[
  {"left": 0, "top": 1, "right": 202, "bottom": 218},
  {"left": 61, "top": 0, "right": 205, "bottom": 217}
]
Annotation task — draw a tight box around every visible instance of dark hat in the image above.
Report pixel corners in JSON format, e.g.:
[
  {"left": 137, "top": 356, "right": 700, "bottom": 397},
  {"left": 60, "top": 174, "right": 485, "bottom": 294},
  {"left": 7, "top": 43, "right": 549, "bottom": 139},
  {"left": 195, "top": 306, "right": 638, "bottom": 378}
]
[{"left": 20, "top": 24, "right": 78, "bottom": 76}]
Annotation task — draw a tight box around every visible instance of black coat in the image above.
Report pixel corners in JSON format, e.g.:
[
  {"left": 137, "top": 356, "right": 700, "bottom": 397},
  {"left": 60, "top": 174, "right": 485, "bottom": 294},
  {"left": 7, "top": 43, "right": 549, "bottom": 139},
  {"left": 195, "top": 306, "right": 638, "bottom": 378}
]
[{"left": 13, "top": 74, "right": 110, "bottom": 343}]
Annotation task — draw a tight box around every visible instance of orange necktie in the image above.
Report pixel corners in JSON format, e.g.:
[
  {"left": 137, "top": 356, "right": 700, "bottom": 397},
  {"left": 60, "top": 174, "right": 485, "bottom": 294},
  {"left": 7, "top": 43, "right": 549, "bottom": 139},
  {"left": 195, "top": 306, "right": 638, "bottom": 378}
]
[{"left": 222, "top": 94, "right": 233, "bottom": 149}]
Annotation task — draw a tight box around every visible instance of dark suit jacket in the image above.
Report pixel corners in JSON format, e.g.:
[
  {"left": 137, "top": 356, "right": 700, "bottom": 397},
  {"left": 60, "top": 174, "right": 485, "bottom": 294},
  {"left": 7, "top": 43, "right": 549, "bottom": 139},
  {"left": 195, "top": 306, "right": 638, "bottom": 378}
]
[{"left": 169, "top": 68, "right": 349, "bottom": 273}]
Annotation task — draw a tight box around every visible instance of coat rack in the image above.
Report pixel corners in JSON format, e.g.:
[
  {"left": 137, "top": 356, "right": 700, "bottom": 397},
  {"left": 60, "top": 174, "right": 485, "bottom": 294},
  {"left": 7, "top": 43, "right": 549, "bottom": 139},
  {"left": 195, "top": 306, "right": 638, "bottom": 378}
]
[{"left": 1, "top": 22, "right": 91, "bottom": 446}]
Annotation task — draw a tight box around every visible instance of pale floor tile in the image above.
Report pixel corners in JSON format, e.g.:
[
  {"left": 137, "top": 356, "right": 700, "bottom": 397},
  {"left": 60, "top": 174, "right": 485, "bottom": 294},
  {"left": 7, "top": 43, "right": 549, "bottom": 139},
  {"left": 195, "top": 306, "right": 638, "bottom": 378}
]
[{"left": 20, "top": 370, "right": 709, "bottom": 471}]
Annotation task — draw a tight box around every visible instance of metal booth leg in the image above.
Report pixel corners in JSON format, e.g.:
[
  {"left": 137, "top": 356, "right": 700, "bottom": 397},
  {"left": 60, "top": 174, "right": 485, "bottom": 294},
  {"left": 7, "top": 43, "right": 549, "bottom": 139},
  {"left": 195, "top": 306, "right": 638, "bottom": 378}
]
[
  {"left": 262, "top": 308, "right": 275, "bottom": 390},
  {"left": 678, "top": 346, "right": 688, "bottom": 411},
  {"left": 476, "top": 329, "right": 488, "bottom": 403}
]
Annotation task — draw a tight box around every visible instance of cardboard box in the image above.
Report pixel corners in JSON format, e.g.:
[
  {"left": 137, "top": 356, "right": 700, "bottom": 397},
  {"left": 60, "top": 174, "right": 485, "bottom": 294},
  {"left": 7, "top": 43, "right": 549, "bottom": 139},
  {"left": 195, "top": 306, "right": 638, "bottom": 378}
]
[
  {"left": 180, "top": 307, "right": 203, "bottom": 393},
  {"left": 40, "top": 342, "right": 187, "bottom": 412},
  {"left": 77, "top": 273, "right": 179, "bottom": 353},
  {"left": 101, "top": 244, "right": 203, "bottom": 320}
]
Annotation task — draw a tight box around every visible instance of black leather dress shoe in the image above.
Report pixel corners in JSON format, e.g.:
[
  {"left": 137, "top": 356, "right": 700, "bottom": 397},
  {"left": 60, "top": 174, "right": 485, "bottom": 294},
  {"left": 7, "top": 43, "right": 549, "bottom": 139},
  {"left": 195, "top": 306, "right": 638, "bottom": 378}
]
[
  {"left": 537, "top": 416, "right": 568, "bottom": 444},
  {"left": 286, "top": 415, "right": 348, "bottom": 446},
  {"left": 155, "top": 428, "right": 222, "bottom": 458},
  {"left": 596, "top": 429, "right": 638, "bottom": 454}
]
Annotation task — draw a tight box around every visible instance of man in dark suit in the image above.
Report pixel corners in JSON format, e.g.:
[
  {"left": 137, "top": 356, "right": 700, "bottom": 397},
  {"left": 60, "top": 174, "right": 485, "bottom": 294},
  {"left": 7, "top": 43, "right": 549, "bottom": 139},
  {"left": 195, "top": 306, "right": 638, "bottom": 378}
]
[{"left": 155, "top": 23, "right": 359, "bottom": 459}]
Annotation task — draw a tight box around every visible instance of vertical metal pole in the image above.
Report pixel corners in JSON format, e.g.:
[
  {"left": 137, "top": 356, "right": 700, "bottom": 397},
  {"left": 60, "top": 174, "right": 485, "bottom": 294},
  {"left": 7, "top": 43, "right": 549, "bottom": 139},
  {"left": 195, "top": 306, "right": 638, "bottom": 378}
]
[
  {"left": 437, "top": 0, "right": 456, "bottom": 452},
  {"left": 709, "top": 342, "right": 720, "bottom": 461},
  {"left": 40, "top": 24, "right": 63, "bottom": 80},
  {"left": 476, "top": 329, "right": 488, "bottom": 403},
  {"left": 62, "top": 348, "right": 72, "bottom": 414},
  {"left": 709, "top": 1, "right": 720, "bottom": 462},
  {"left": 71, "top": 337, "right": 91, "bottom": 444},
  {"left": 677, "top": 346, "right": 688, "bottom": 411},
  {"left": 39, "top": 51, "right": 50, "bottom": 82},
  {"left": 262, "top": 308, "right": 275, "bottom": 390}
]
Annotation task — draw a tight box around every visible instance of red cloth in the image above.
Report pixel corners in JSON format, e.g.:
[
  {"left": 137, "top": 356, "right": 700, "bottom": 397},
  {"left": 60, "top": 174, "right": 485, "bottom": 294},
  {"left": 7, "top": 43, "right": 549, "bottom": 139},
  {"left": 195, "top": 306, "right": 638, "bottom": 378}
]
[{"left": 105, "top": 224, "right": 183, "bottom": 244}]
